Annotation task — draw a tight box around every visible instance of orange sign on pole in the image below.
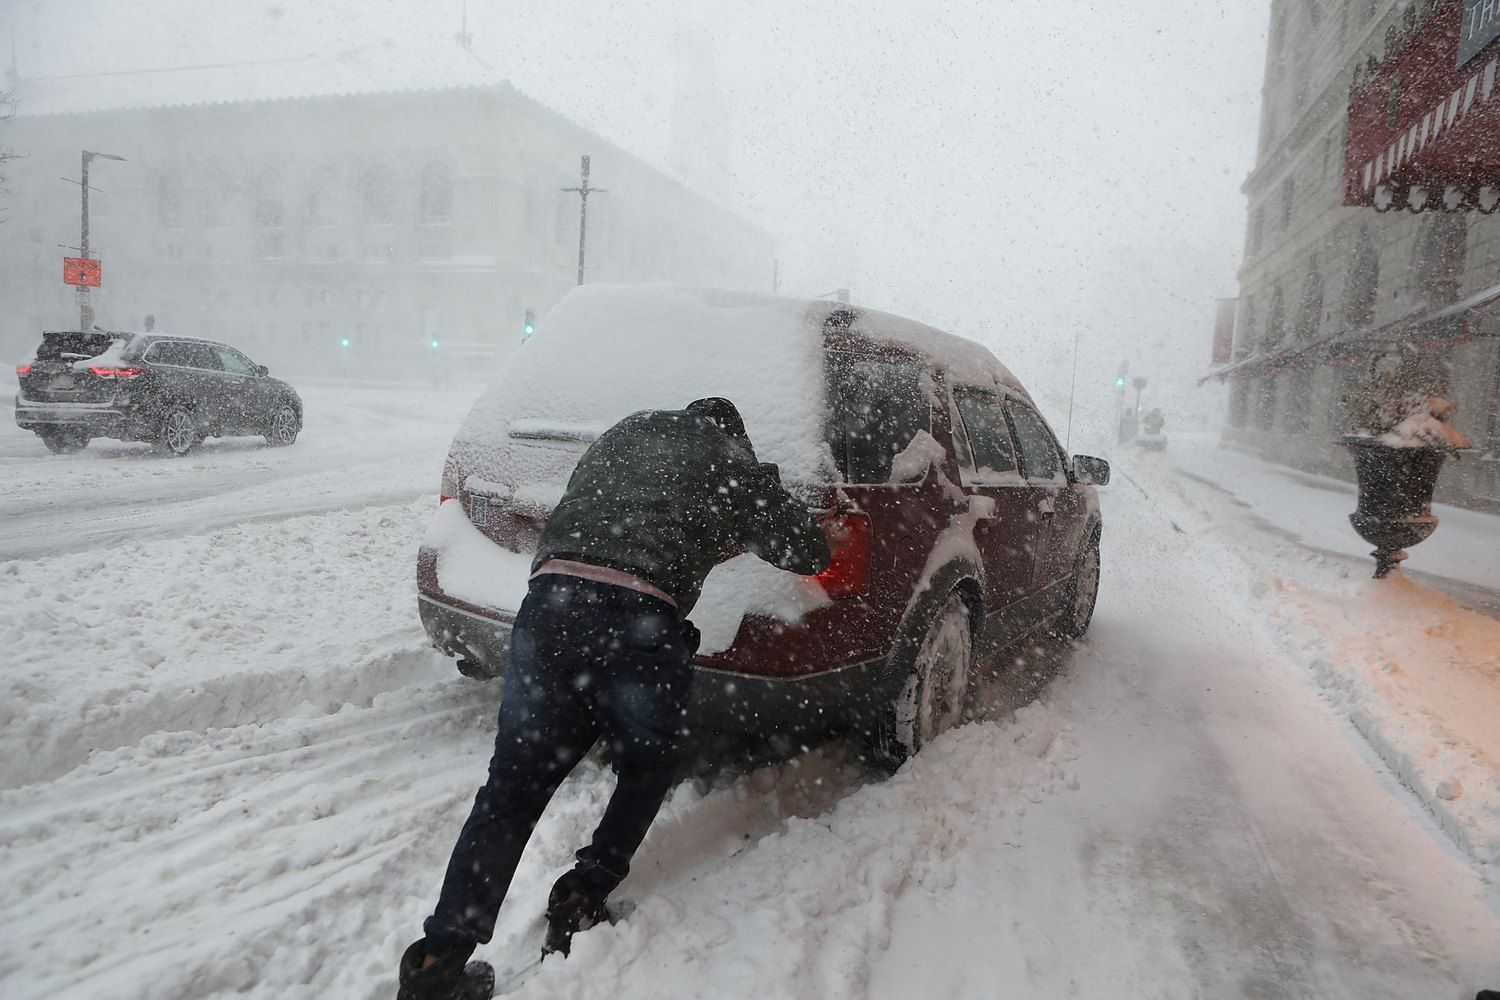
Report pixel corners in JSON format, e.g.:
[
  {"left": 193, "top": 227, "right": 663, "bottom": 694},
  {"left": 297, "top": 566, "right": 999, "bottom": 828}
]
[{"left": 63, "top": 257, "right": 101, "bottom": 287}]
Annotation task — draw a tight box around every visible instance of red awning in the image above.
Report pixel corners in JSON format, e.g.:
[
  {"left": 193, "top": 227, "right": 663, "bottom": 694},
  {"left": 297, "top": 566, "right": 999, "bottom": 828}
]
[{"left": 1343, "top": 1, "right": 1500, "bottom": 209}]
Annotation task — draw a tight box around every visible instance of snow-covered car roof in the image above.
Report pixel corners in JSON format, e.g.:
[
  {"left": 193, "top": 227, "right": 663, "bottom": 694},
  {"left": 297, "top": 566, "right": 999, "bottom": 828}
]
[{"left": 452, "top": 284, "right": 1021, "bottom": 489}]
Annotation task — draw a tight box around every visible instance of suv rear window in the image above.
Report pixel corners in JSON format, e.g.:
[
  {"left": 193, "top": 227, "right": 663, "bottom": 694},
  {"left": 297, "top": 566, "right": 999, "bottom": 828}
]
[
  {"left": 36, "top": 332, "right": 120, "bottom": 362},
  {"left": 824, "top": 351, "right": 930, "bottom": 484}
]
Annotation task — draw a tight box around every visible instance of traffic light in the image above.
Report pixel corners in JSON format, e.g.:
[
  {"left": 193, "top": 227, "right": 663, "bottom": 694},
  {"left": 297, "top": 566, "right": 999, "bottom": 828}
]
[
  {"left": 340, "top": 337, "right": 351, "bottom": 348},
  {"left": 1114, "top": 376, "right": 1126, "bottom": 389},
  {"left": 429, "top": 338, "right": 440, "bottom": 349},
  {"left": 523, "top": 307, "right": 536, "bottom": 340}
]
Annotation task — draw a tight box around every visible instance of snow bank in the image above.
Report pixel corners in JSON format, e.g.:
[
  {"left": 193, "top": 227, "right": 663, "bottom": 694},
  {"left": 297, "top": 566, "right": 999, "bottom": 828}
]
[{"left": 0, "top": 497, "right": 453, "bottom": 788}]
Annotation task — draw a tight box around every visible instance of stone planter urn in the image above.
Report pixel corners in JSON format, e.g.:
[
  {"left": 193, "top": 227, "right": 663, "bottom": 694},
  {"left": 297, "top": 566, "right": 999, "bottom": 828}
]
[{"left": 1339, "top": 435, "right": 1447, "bottom": 578}]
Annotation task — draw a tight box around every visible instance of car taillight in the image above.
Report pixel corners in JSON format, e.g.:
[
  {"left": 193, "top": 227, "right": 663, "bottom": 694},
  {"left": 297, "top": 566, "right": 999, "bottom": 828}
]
[
  {"left": 815, "top": 512, "right": 871, "bottom": 598},
  {"left": 89, "top": 366, "right": 143, "bottom": 379},
  {"left": 439, "top": 455, "right": 460, "bottom": 506},
  {"left": 15, "top": 364, "right": 32, "bottom": 375}
]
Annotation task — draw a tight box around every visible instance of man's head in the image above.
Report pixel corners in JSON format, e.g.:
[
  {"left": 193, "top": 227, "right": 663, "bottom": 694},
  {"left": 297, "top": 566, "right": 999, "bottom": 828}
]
[{"left": 686, "top": 397, "right": 753, "bottom": 453}]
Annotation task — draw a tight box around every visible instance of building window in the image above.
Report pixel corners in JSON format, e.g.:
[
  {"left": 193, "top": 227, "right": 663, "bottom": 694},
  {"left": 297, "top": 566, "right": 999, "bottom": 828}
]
[
  {"left": 1249, "top": 207, "right": 1264, "bottom": 256},
  {"left": 1279, "top": 175, "right": 1296, "bottom": 229},
  {"left": 157, "top": 173, "right": 183, "bottom": 228},
  {"left": 255, "top": 168, "right": 285, "bottom": 228},
  {"left": 307, "top": 166, "right": 337, "bottom": 226},
  {"left": 418, "top": 161, "right": 454, "bottom": 225},
  {"left": 200, "top": 165, "right": 234, "bottom": 228},
  {"left": 359, "top": 161, "right": 396, "bottom": 225}
]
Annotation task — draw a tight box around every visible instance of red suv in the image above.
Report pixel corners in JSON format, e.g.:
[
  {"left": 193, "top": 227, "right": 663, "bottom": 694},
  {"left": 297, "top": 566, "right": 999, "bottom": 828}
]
[{"left": 417, "top": 287, "right": 1107, "bottom": 758}]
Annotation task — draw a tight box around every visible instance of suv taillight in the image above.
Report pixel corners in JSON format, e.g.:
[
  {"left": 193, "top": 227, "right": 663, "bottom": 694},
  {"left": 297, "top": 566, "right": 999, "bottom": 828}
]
[
  {"left": 439, "top": 455, "right": 460, "bottom": 505},
  {"left": 15, "top": 364, "right": 32, "bottom": 375},
  {"left": 816, "top": 512, "right": 871, "bottom": 598},
  {"left": 89, "top": 366, "right": 143, "bottom": 379}
]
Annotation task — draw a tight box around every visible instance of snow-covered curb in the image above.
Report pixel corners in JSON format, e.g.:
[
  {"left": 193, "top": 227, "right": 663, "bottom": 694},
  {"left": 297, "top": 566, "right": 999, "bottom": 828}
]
[{"left": 1250, "top": 573, "right": 1500, "bottom": 869}]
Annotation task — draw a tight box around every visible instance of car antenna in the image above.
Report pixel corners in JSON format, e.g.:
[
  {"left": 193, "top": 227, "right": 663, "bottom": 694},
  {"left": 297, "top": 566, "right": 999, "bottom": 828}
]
[{"left": 1064, "top": 327, "right": 1080, "bottom": 452}]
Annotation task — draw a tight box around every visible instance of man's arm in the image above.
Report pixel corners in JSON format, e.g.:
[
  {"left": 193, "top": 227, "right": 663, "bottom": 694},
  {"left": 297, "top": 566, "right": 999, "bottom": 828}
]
[{"left": 734, "top": 461, "right": 831, "bottom": 575}]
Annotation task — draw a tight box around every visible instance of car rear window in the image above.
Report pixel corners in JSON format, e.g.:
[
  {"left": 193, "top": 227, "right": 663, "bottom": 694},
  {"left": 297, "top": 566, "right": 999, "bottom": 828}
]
[
  {"left": 35, "top": 332, "right": 120, "bottom": 362},
  {"left": 824, "top": 350, "right": 931, "bottom": 484}
]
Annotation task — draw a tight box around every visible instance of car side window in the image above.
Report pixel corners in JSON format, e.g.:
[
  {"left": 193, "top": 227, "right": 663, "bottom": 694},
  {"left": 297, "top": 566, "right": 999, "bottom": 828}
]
[
  {"left": 1004, "top": 402, "right": 1066, "bottom": 483},
  {"left": 953, "top": 389, "right": 1019, "bottom": 484},
  {"left": 215, "top": 347, "right": 254, "bottom": 375},
  {"left": 185, "top": 344, "right": 225, "bottom": 371},
  {"left": 146, "top": 341, "right": 185, "bottom": 366}
]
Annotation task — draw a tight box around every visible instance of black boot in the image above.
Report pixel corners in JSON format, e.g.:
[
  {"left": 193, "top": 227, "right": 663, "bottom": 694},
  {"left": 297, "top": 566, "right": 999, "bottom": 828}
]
[
  {"left": 397, "top": 939, "right": 495, "bottom": 1000},
  {"left": 543, "top": 869, "right": 612, "bottom": 957}
]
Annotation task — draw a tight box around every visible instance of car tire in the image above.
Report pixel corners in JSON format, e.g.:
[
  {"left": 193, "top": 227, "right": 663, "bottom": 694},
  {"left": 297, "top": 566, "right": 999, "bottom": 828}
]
[
  {"left": 38, "top": 427, "right": 90, "bottom": 454},
  {"left": 872, "top": 589, "right": 974, "bottom": 768},
  {"left": 1055, "top": 528, "right": 1101, "bottom": 639},
  {"left": 157, "top": 406, "right": 199, "bottom": 457},
  {"left": 264, "top": 403, "right": 299, "bottom": 447}
]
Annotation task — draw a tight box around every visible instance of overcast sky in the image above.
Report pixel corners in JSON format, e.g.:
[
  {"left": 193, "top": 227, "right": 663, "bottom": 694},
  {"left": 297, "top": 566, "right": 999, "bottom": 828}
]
[{"left": 7, "top": 0, "right": 1270, "bottom": 444}]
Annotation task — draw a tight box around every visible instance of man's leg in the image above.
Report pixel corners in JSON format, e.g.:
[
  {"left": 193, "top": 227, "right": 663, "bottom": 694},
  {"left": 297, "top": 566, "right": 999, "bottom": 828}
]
[
  {"left": 572, "top": 635, "right": 693, "bottom": 891},
  {"left": 422, "top": 615, "right": 596, "bottom": 956}
]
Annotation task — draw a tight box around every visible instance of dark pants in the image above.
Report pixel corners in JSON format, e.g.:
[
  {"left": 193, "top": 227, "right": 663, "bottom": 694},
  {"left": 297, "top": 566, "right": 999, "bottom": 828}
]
[{"left": 423, "top": 576, "right": 694, "bottom": 951}]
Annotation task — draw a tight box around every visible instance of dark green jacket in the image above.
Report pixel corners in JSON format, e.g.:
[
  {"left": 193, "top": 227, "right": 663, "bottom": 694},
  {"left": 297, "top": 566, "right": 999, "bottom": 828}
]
[{"left": 533, "top": 409, "right": 831, "bottom": 615}]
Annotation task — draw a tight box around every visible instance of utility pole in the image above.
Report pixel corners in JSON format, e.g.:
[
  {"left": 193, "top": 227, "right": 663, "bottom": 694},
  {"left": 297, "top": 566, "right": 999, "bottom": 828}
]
[
  {"left": 562, "top": 155, "right": 607, "bottom": 286},
  {"left": 72, "top": 149, "right": 126, "bottom": 331}
]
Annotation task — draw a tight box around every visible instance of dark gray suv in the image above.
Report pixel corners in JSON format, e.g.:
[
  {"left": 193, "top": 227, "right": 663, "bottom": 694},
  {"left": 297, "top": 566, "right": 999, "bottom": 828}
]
[{"left": 14, "top": 330, "right": 302, "bottom": 456}]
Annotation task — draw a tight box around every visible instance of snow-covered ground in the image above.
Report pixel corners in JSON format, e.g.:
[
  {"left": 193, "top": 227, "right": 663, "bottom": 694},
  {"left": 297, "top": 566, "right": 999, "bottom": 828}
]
[{"left": 2, "top": 397, "right": 1497, "bottom": 999}]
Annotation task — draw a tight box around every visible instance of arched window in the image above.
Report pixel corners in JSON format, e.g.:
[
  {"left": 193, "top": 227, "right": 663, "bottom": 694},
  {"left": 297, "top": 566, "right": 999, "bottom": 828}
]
[
  {"left": 1255, "top": 290, "right": 1285, "bottom": 431},
  {"left": 254, "top": 168, "right": 284, "bottom": 228},
  {"left": 1414, "top": 214, "right": 1466, "bottom": 307},
  {"left": 157, "top": 173, "right": 183, "bottom": 228},
  {"left": 1343, "top": 227, "right": 1379, "bottom": 329},
  {"left": 306, "top": 166, "right": 337, "bottom": 226},
  {"left": 359, "top": 161, "right": 396, "bottom": 225},
  {"left": 200, "top": 162, "right": 236, "bottom": 228},
  {"left": 418, "top": 161, "right": 454, "bottom": 225}
]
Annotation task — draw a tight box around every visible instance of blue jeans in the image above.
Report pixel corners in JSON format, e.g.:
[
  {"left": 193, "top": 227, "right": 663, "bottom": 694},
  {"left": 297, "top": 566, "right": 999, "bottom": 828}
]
[{"left": 424, "top": 576, "right": 694, "bottom": 950}]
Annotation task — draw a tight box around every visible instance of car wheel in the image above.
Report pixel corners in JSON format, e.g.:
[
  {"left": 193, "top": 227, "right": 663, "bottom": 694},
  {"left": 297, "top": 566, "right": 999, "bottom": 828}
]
[
  {"left": 877, "top": 590, "right": 973, "bottom": 767},
  {"left": 264, "top": 404, "right": 298, "bottom": 447},
  {"left": 1056, "top": 529, "right": 1100, "bottom": 639},
  {"left": 38, "top": 428, "right": 90, "bottom": 454},
  {"left": 157, "top": 407, "right": 198, "bottom": 456}
]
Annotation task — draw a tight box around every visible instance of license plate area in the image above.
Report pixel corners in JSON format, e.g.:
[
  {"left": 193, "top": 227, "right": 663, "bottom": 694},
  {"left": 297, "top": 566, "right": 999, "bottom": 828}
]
[
  {"left": 468, "top": 496, "right": 489, "bottom": 528},
  {"left": 47, "top": 375, "right": 78, "bottom": 390}
]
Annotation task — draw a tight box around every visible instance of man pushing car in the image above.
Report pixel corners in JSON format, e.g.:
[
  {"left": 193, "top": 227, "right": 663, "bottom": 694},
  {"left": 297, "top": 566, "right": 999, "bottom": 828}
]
[{"left": 397, "top": 397, "right": 830, "bottom": 1000}]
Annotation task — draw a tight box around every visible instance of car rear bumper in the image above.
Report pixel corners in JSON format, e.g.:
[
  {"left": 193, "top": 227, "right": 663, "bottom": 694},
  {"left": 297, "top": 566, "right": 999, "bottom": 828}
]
[
  {"left": 417, "top": 594, "right": 895, "bottom": 737},
  {"left": 15, "top": 397, "right": 142, "bottom": 434}
]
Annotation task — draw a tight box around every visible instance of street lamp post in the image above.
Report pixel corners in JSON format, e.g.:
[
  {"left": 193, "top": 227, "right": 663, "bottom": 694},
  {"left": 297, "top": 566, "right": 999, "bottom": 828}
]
[{"left": 77, "top": 149, "right": 126, "bottom": 332}]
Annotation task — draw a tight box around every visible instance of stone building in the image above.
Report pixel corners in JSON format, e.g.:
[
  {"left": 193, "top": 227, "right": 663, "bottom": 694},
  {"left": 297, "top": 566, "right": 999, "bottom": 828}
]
[
  {"left": 0, "top": 76, "right": 775, "bottom": 380},
  {"left": 1215, "top": 0, "right": 1500, "bottom": 512}
]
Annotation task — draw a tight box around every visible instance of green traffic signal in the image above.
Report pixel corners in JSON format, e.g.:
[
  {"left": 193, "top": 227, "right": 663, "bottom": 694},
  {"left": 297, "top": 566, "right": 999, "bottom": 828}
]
[
  {"left": 523, "top": 323, "right": 535, "bottom": 338},
  {"left": 340, "top": 337, "right": 351, "bottom": 348},
  {"left": 1114, "top": 377, "right": 1126, "bottom": 388},
  {"left": 430, "top": 339, "right": 440, "bottom": 349}
]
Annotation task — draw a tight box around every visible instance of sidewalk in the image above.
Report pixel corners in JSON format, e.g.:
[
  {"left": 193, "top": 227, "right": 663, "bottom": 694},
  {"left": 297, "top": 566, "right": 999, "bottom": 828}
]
[
  {"left": 1168, "top": 436, "right": 1500, "bottom": 617},
  {"left": 1156, "top": 436, "right": 1500, "bottom": 871}
]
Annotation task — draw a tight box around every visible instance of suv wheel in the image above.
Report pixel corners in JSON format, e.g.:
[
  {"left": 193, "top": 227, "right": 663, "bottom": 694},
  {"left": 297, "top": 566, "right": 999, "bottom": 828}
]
[
  {"left": 38, "top": 427, "right": 90, "bottom": 455},
  {"left": 876, "top": 590, "right": 973, "bottom": 767},
  {"left": 264, "top": 404, "right": 298, "bottom": 447},
  {"left": 158, "top": 407, "right": 198, "bottom": 456},
  {"left": 1055, "top": 530, "right": 1100, "bottom": 639}
]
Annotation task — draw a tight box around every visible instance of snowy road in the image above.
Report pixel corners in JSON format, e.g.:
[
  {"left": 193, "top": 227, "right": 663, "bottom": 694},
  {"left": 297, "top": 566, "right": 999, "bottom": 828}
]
[
  {"left": 1, "top": 398, "right": 1496, "bottom": 999},
  {"left": 0, "top": 381, "right": 478, "bottom": 560}
]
